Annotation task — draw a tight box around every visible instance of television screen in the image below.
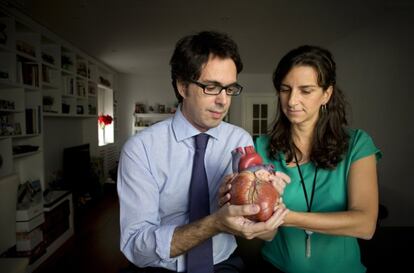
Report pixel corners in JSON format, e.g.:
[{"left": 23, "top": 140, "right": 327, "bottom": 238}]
[{"left": 62, "top": 143, "right": 91, "bottom": 194}]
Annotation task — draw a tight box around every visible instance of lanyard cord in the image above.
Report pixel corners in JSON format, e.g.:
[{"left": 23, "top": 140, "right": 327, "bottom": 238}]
[{"left": 294, "top": 152, "right": 318, "bottom": 212}]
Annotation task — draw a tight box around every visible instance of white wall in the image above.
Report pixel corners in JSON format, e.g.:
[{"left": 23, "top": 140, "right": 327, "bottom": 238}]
[
  {"left": 117, "top": 73, "right": 177, "bottom": 147},
  {"left": 43, "top": 117, "right": 100, "bottom": 185},
  {"left": 43, "top": 118, "right": 84, "bottom": 183},
  {"left": 229, "top": 73, "right": 275, "bottom": 127}
]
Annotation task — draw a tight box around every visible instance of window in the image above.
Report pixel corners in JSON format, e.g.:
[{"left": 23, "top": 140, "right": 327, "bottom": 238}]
[
  {"left": 97, "top": 85, "right": 114, "bottom": 146},
  {"left": 251, "top": 103, "right": 268, "bottom": 142}
]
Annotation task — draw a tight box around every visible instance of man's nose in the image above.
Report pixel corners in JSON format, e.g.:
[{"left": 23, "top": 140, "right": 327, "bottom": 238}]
[{"left": 215, "top": 89, "right": 230, "bottom": 105}]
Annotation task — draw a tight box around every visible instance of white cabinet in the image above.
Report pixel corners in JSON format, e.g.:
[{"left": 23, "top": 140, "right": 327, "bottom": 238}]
[{"left": 133, "top": 113, "right": 173, "bottom": 134}]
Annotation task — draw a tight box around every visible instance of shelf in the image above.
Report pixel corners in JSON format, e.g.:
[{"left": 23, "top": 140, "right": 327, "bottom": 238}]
[
  {"left": 134, "top": 126, "right": 148, "bottom": 130},
  {"left": 43, "top": 190, "right": 72, "bottom": 211},
  {"left": 12, "top": 133, "right": 41, "bottom": 139},
  {"left": 41, "top": 82, "right": 59, "bottom": 89},
  {"left": 43, "top": 112, "right": 97, "bottom": 118},
  {"left": 133, "top": 113, "right": 174, "bottom": 134},
  {"left": 0, "top": 79, "right": 18, "bottom": 88},
  {"left": 13, "top": 150, "right": 41, "bottom": 159},
  {"left": 0, "top": 108, "right": 24, "bottom": 113},
  {"left": 61, "top": 68, "right": 74, "bottom": 75},
  {"left": 41, "top": 61, "right": 58, "bottom": 70},
  {"left": 0, "top": 79, "right": 40, "bottom": 90},
  {"left": 16, "top": 51, "right": 38, "bottom": 62},
  {"left": 134, "top": 113, "right": 173, "bottom": 118}
]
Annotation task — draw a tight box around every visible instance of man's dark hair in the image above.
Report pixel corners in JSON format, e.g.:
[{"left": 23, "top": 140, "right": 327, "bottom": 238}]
[
  {"left": 170, "top": 31, "right": 243, "bottom": 102},
  {"left": 269, "top": 45, "right": 349, "bottom": 169}
]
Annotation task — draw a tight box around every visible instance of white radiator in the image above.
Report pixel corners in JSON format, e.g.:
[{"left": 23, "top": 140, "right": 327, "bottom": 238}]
[{"left": 98, "top": 144, "right": 119, "bottom": 182}]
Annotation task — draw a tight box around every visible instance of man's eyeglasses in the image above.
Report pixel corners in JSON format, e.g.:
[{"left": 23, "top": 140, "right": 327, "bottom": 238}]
[{"left": 189, "top": 80, "right": 243, "bottom": 96}]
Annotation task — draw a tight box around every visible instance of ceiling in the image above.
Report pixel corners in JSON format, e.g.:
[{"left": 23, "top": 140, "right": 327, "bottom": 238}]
[{"left": 8, "top": 0, "right": 413, "bottom": 75}]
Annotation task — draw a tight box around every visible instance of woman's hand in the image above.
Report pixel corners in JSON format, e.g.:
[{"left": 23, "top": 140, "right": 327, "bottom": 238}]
[
  {"left": 270, "top": 171, "right": 291, "bottom": 196},
  {"left": 255, "top": 202, "right": 289, "bottom": 241}
]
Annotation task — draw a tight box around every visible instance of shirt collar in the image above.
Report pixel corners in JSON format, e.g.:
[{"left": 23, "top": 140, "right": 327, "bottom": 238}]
[{"left": 172, "top": 104, "right": 221, "bottom": 142}]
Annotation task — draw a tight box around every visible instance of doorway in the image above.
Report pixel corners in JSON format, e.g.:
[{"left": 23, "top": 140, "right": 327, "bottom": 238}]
[{"left": 242, "top": 94, "right": 277, "bottom": 142}]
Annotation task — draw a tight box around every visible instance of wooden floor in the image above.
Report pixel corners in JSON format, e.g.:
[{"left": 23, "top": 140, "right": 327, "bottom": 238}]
[
  {"left": 34, "top": 184, "right": 130, "bottom": 273},
  {"left": 33, "top": 184, "right": 413, "bottom": 273}
]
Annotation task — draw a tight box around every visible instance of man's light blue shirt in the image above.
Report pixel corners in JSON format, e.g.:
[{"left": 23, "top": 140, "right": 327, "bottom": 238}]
[{"left": 118, "top": 106, "right": 253, "bottom": 271}]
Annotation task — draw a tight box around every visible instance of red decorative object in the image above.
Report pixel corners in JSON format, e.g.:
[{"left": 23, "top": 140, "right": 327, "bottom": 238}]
[
  {"left": 98, "top": 114, "right": 113, "bottom": 128},
  {"left": 230, "top": 146, "right": 279, "bottom": 222}
]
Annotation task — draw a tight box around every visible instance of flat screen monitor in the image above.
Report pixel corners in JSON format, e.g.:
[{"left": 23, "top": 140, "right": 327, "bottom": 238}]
[{"left": 62, "top": 143, "right": 91, "bottom": 194}]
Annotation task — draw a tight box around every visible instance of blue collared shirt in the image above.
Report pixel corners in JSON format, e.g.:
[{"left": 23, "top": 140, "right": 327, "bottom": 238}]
[{"left": 117, "top": 106, "right": 253, "bottom": 271}]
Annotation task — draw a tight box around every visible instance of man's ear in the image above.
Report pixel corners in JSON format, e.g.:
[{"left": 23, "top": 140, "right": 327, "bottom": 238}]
[{"left": 177, "top": 81, "right": 188, "bottom": 99}]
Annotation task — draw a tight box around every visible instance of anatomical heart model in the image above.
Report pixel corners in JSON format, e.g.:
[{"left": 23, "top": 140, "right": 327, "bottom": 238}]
[{"left": 230, "top": 146, "right": 279, "bottom": 222}]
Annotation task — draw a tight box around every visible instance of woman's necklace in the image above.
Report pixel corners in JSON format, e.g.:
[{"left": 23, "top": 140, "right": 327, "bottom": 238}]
[{"left": 294, "top": 152, "right": 318, "bottom": 258}]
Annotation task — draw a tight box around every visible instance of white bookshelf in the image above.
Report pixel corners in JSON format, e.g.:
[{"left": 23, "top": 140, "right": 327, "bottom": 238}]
[
  {"left": 132, "top": 113, "right": 174, "bottom": 134},
  {"left": 0, "top": 4, "right": 114, "bottom": 272}
]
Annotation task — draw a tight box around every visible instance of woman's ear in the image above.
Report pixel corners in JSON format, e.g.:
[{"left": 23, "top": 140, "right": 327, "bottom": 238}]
[{"left": 323, "top": 86, "right": 333, "bottom": 104}]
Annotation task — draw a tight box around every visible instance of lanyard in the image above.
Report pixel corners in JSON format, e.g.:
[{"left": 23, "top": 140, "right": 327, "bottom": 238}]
[
  {"left": 293, "top": 152, "right": 318, "bottom": 258},
  {"left": 294, "top": 153, "right": 318, "bottom": 212}
]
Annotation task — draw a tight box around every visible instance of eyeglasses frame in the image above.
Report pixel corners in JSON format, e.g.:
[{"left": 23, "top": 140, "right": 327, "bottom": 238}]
[{"left": 189, "top": 80, "right": 243, "bottom": 96}]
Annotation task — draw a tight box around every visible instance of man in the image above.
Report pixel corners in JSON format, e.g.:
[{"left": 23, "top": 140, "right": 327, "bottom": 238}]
[{"left": 118, "top": 31, "right": 289, "bottom": 273}]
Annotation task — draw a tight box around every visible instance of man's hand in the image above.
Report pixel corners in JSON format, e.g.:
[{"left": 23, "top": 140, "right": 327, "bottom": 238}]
[
  {"left": 213, "top": 202, "right": 289, "bottom": 240},
  {"left": 218, "top": 174, "right": 234, "bottom": 207}
]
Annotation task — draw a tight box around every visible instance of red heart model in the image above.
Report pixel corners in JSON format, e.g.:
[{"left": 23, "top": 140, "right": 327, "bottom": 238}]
[{"left": 229, "top": 146, "right": 279, "bottom": 222}]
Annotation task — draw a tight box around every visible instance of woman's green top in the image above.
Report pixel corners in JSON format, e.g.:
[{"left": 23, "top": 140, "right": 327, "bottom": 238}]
[{"left": 256, "top": 129, "right": 382, "bottom": 273}]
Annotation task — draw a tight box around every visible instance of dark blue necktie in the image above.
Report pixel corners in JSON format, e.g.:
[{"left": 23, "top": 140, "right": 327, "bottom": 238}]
[{"left": 187, "top": 133, "right": 213, "bottom": 273}]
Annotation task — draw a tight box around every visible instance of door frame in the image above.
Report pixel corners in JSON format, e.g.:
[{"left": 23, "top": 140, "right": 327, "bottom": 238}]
[{"left": 241, "top": 92, "right": 277, "bottom": 136}]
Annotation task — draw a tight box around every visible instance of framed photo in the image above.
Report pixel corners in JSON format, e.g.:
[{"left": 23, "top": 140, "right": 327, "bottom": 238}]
[
  {"left": 158, "top": 104, "right": 165, "bottom": 113},
  {"left": 135, "top": 103, "right": 145, "bottom": 113}
]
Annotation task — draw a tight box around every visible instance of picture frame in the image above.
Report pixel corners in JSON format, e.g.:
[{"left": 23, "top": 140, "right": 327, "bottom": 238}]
[{"left": 158, "top": 104, "right": 165, "bottom": 113}]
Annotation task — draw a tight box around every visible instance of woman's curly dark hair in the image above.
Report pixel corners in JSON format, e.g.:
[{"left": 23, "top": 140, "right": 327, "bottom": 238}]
[{"left": 269, "top": 45, "right": 349, "bottom": 169}]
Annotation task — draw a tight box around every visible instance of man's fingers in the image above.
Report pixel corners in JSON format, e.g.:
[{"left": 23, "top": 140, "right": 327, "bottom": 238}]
[
  {"left": 218, "top": 182, "right": 231, "bottom": 196},
  {"left": 218, "top": 193, "right": 231, "bottom": 207},
  {"left": 228, "top": 204, "right": 260, "bottom": 217}
]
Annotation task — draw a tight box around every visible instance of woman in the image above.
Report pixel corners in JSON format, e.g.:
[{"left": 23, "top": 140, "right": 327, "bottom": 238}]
[{"left": 255, "top": 45, "right": 382, "bottom": 273}]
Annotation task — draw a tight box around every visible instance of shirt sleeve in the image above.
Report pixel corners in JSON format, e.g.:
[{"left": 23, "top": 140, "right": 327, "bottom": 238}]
[
  {"left": 117, "top": 136, "right": 178, "bottom": 268},
  {"left": 349, "top": 129, "right": 382, "bottom": 164}
]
